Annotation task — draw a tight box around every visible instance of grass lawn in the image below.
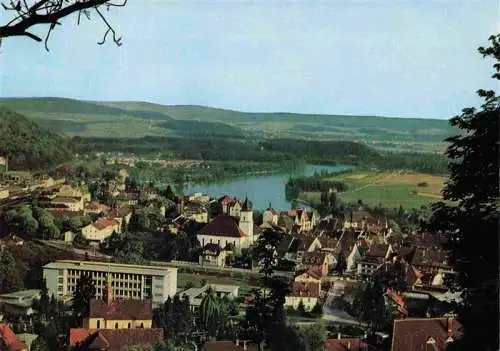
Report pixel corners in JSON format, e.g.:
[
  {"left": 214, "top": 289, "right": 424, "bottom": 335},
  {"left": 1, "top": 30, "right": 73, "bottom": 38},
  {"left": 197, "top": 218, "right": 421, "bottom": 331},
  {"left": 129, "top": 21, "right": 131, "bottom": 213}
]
[{"left": 300, "top": 171, "right": 447, "bottom": 209}]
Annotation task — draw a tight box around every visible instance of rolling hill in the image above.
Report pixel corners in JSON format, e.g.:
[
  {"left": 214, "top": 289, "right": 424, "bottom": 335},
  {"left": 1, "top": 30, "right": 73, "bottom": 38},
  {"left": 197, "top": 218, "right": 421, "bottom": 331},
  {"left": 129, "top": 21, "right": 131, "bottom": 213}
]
[
  {"left": 0, "top": 97, "right": 455, "bottom": 151},
  {"left": 0, "top": 107, "right": 73, "bottom": 170}
]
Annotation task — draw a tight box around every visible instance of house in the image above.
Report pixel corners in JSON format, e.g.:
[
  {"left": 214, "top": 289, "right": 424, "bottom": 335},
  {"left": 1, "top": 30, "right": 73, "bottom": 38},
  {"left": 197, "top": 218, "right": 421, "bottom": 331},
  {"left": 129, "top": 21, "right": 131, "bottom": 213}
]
[
  {"left": 301, "top": 251, "right": 332, "bottom": 277},
  {"left": 107, "top": 206, "right": 133, "bottom": 228},
  {"left": 83, "top": 278, "right": 153, "bottom": 329},
  {"left": 84, "top": 201, "right": 110, "bottom": 215},
  {"left": 409, "top": 248, "right": 452, "bottom": 273},
  {"left": 199, "top": 243, "right": 227, "bottom": 267},
  {"left": 181, "top": 284, "right": 239, "bottom": 312},
  {"left": 197, "top": 200, "right": 256, "bottom": 252},
  {"left": 69, "top": 328, "right": 164, "bottom": 351},
  {"left": 116, "top": 192, "right": 139, "bottom": 206},
  {"left": 48, "top": 209, "right": 85, "bottom": 218},
  {"left": 385, "top": 288, "right": 408, "bottom": 316},
  {"left": 82, "top": 218, "right": 121, "bottom": 243},
  {"left": 343, "top": 208, "right": 376, "bottom": 230},
  {"left": 346, "top": 240, "right": 369, "bottom": 272},
  {"left": 0, "top": 186, "right": 9, "bottom": 199},
  {"left": 201, "top": 340, "right": 259, "bottom": 351},
  {"left": 0, "top": 324, "right": 28, "bottom": 351},
  {"left": 294, "top": 267, "right": 322, "bottom": 291},
  {"left": 183, "top": 202, "right": 209, "bottom": 223},
  {"left": 187, "top": 192, "right": 211, "bottom": 204},
  {"left": 49, "top": 196, "right": 84, "bottom": 211},
  {"left": 284, "top": 208, "right": 317, "bottom": 232},
  {"left": 284, "top": 282, "right": 320, "bottom": 311},
  {"left": 324, "top": 337, "right": 370, "bottom": 351},
  {"left": 391, "top": 317, "right": 462, "bottom": 351},
  {"left": 57, "top": 183, "right": 91, "bottom": 203},
  {"left": 294, "top": 235, "right": 322, "bottom": 262},
  {"left": 356, "top": 244, "right": 392, "bottom": 278},
  {"left": 220, "top": 195, "right": 236, "bottom": 214},
  {"left": 228, "top": 200, "right": 242, "bottom": 218},
  {"left": 0, "top": 289, "right": 41, "bottom": 317},
  {"left": 277, "top": 215, "right": 296, "bottom": 233},
  {"left": 262, "top": 206, "right": 279, "bottom": 226}
]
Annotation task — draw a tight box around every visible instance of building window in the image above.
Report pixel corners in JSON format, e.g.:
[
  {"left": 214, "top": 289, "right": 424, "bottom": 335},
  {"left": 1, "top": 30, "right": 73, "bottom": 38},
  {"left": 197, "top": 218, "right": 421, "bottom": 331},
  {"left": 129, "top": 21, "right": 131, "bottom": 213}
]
[
  {"left": 115, "top": 323, "right": 119, "bottom": 329},
  {"left": 97, "top": 320, "right": 100, "bottom": 328},
  {"left": 140, "top": 323, "right": 144, "bottom": 328},
  {"left": 128, "top": 323, "right": 131, "bottom": 329}
]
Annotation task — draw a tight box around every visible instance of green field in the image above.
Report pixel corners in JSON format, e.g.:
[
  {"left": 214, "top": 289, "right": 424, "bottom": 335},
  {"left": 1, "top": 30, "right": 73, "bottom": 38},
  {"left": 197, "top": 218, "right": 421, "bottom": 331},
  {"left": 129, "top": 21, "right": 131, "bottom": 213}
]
[
  {"left": 0, "top": 97, "right": 453, "bottom": 152},
  {"left": 299, "top": 171, "right": 446, "bottom": 209}
]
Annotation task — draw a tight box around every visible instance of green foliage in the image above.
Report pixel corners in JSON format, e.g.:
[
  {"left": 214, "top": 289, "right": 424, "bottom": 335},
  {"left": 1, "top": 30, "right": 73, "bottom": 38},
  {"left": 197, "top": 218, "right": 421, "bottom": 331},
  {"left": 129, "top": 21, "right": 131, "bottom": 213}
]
[
  {"left": 0, "top": 107, "right": 73, "bottom": 170},
  {"left": 0, "top": 249, "right": 22, "bottom": 293},
  {"left": 72, "top": 274, "right": 96, "bottom": 322},
  {"left": 199, "top": 286, "right": 219, "bottom": 337},
  {"left": 297, "top": 300, "right": 306, "bottom": 316},
  {"left": 427, "top": 34, "right": 500, "bottom": 350},
  {"left": 285, "top": 176, "right": 346, "bottom": 201},
  {"left": 299, "top": 324, "right": 327, "bottom": 351}
]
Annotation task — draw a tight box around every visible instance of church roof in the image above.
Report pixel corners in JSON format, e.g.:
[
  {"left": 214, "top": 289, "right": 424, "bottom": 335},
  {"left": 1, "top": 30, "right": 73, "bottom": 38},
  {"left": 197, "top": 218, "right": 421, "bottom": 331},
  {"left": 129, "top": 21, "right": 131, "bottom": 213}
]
[
  {"left": 198, "top": 215, "right": 245, "bottom": 238},
  {"left": 242, "top": 197, "right": 252, "bottom": 211}
]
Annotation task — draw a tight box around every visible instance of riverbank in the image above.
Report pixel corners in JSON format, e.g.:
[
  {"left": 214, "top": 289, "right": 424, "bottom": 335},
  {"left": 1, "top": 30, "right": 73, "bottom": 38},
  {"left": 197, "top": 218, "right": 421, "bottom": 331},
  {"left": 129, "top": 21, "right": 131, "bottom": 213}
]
[{"left": 296, "top": 170, "right": 445, "bottom": 209}]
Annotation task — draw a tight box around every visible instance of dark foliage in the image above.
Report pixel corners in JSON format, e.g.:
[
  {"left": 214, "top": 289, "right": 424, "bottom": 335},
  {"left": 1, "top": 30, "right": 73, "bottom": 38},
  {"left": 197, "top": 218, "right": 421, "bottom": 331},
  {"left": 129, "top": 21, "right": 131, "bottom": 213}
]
[
  {"left": 0, "top": 107, "right": 73, "bottom": 170},
  {"left": 426, "top": 34, "right": 499, "bottom": 351}
]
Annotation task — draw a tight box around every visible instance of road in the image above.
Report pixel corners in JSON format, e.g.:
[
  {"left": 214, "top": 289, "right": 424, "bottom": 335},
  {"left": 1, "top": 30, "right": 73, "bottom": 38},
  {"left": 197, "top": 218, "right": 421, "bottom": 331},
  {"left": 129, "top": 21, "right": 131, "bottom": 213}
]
[{"left": 321, "top": 279, "right": 358, "bottom": 325}]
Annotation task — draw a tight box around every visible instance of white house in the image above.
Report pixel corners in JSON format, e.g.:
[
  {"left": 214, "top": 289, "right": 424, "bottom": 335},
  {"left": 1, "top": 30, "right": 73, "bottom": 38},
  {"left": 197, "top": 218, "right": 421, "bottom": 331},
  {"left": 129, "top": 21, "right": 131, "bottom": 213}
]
[
  {"left": 82, "top": 218, "right": 120, "bottom": 243},
  {"left": 284, "top": 282, "right": 320, "bottom": 311}
]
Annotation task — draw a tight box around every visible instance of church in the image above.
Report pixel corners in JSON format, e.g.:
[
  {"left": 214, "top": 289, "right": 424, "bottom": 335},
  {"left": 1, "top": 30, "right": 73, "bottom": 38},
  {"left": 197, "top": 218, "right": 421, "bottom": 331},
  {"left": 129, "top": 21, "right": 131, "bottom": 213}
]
[{"left": 197, "top": 197, "right": 260, "bottom": 252}]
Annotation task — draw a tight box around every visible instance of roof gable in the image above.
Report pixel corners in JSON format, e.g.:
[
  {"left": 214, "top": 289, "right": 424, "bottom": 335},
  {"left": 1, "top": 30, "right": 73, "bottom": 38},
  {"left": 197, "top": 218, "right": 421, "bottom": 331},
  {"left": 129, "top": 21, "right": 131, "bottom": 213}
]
[
  {"left": 199, "top": 215, "right": 245, "bottom": 238},
  {"left": 88, "top": 298, "right": 152, "bottom": 320}
]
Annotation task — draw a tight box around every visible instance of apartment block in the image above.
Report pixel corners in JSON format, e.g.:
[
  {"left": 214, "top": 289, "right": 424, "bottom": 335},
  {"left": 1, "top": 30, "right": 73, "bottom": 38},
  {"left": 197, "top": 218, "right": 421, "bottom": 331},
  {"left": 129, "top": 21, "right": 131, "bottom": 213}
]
[{"left": 43, "top": 260, "right": 177, "bottom": 307}]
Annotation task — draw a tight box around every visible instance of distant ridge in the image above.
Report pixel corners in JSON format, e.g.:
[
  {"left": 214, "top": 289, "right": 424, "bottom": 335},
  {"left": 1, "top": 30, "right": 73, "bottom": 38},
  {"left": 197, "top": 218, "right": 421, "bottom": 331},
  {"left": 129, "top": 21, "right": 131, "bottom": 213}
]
[{"left": 0, "top": 97, "right": 454, "bottom": 149}]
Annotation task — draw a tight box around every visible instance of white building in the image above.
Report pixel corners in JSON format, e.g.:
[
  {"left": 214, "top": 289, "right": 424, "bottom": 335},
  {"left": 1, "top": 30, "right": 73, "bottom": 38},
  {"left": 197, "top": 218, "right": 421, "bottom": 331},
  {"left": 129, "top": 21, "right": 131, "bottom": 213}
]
[
  {"left": 43, "top": 260, "right": 177, "bottom": 308},
  {"left": 82, "top": 217, "right": 120, "bottom": 243}
]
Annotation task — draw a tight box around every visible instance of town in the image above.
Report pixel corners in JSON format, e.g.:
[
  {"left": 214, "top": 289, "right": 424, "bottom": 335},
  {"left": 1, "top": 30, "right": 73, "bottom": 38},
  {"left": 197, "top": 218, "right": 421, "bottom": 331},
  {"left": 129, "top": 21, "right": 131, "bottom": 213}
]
[{"left": 0, "top": 157, "right": 462, "bottom": 351}]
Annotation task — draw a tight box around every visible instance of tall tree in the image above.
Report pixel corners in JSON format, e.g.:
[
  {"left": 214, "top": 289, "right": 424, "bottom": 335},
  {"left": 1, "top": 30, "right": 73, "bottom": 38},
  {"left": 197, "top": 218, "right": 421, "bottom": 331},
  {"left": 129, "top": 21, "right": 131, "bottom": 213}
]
[
  {"left": 427, "top": 34, "right": 499, "bottom": 351},
  {"left": 71, "top": 274, "right": 96, "bottom": 325},
  {"left": 199, "top": 286, "right": 219, "bottom": 337}
]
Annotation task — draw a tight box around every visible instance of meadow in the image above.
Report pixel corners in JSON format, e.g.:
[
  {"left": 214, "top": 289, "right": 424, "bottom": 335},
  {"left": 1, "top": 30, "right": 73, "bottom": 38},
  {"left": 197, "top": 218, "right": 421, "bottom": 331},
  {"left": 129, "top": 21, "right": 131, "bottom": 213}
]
[{"left": 299, "top": 171, "right": 446, "bottom": 209}]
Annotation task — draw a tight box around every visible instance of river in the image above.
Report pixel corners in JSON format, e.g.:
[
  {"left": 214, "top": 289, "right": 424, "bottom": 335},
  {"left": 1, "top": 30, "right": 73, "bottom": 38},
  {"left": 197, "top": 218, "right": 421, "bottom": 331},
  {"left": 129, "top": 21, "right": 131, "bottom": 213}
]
[{"left": 184, "top": 164, "right": 355, "bottom": 211}]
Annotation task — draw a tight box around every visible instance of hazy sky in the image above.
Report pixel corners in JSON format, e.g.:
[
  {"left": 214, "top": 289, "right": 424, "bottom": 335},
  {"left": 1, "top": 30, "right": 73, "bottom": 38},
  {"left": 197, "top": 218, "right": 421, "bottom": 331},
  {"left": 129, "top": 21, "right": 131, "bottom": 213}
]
[{"left": 0, "top": 0, "right": 498, "bottom": 118}]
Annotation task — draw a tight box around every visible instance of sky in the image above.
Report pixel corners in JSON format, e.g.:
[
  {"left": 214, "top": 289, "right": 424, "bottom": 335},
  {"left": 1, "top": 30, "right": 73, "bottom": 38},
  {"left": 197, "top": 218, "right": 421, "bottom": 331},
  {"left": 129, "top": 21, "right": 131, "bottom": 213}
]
[{"left": 0, "top": 0, "right": 498, "bottom": 119}]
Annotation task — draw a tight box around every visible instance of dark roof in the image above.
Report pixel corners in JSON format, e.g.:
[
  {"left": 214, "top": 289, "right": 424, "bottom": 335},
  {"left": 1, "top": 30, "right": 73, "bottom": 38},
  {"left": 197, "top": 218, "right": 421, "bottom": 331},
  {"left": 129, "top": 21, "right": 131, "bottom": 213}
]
[
  {"left": 69, "top": 328, "right": 164, "bottom": 351},
  {"left": 410, "top": 248, "right": 451, "bottom": 269},
  {"left": 241, "top": 197, "right": 252, "bottom": 211},
  {"left": 201, "top": 340, "right": 259, "bottom": 351},
  {"left": 202, "top": 243, "right": 223, "bottom": 256},
  {"left": 88, "top": 298, "right": 152, "bottom": 320},
  {"left": 324, "top": 338, "right": 369, "bottom": 351},
  {"left": 277, "top": 215, "right": 295, "bottom": 232},
  {"left": 277, "top": 235, "right": 295, "bottom": 255},
  {"left": 366, "top": 244, "right": 390, "bottom": 258},
  {"left": 391, "top": 318, "right": 462, "bottom": 351},
  {"left": 318, "top": 235, "right": 339, "bottom": 250},
  {"left": 302, "top": 251, "right": 327, "bottom": 265},
  {"left": 337, "top": 229, "right": 359, "bottom": 256},
  {"left": 198, "top": 215, "right": 245, "bottom": 238},
  {"left": 49, "top": 209, "right": 85, "bottom": 217}
]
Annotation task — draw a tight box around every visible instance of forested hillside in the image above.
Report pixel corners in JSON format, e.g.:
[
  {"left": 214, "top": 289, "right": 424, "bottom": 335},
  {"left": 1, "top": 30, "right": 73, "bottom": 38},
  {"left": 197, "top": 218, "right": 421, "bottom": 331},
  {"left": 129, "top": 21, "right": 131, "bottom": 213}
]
[{"left": 0, "top": 107, "right": 73, "bottom": 170}]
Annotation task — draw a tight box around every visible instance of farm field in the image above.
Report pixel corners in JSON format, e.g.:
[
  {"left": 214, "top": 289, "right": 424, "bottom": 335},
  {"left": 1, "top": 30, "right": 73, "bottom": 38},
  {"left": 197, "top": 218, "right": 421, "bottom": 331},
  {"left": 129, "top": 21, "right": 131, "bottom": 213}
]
[{"left": 299, "top": 171, "right": 446, "bottom": 209}]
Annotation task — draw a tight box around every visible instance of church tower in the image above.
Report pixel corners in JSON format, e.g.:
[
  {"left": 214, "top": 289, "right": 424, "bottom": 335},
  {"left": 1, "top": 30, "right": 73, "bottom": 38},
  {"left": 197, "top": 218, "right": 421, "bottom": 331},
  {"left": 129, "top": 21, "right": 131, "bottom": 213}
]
[{"left": 239, "top": 197, "right": 253, "bottom": 238}]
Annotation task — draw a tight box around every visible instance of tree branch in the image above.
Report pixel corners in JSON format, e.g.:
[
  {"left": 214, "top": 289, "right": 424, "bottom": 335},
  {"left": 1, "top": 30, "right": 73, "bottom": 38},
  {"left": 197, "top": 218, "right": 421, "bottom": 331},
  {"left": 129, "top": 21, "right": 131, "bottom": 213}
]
[{"left": 0, "top": 0, "right": 124, "bottom": 50}]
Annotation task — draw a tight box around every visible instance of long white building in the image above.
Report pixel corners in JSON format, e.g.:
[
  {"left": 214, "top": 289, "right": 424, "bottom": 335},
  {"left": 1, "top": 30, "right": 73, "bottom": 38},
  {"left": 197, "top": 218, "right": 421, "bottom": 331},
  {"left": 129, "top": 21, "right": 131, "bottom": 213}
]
[{"left": 43, "top": 260, "right": 177, "bottom": 307}]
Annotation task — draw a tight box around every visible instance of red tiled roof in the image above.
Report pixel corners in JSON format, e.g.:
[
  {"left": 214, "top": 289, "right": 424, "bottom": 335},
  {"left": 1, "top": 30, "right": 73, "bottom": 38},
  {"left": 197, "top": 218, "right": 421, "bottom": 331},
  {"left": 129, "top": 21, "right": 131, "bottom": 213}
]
[
  {"left": 201, "top": 340, "right": 259, "bottom": 351},
  {"left": 49, "top": 209, "right": 85, "bottom": 217},
  {"left": 289, "top": 282, "right": 320, "bottom": 298},
  {"left": 318, "top": 235, "right": 338, "bottom": 250},
  {"left": 198, "top": 215, "right": 245, "bottom": 238},
  {"left": 69, "top": 328, "right": 164, "bottom": 351},
  {"left": 220, "top": 195, "right": 235, "bottom": 206},
  {"left": 0, "top": 324, "right": 27, "bottom": 351},
  {"left": 324, "top": 338, "right": 369, "bottom": 351},
  {"left": 391, "top": 318, "right": 462, "bottom": 351},
  {"left": 305, "top": 266, "right": 323, "bottom": 280},
  {"left": 92, "top": 217, "right": 120, "bottom": 230},
  {"left": 88, "top": 298, "right": 152, "bottom": 320}
]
